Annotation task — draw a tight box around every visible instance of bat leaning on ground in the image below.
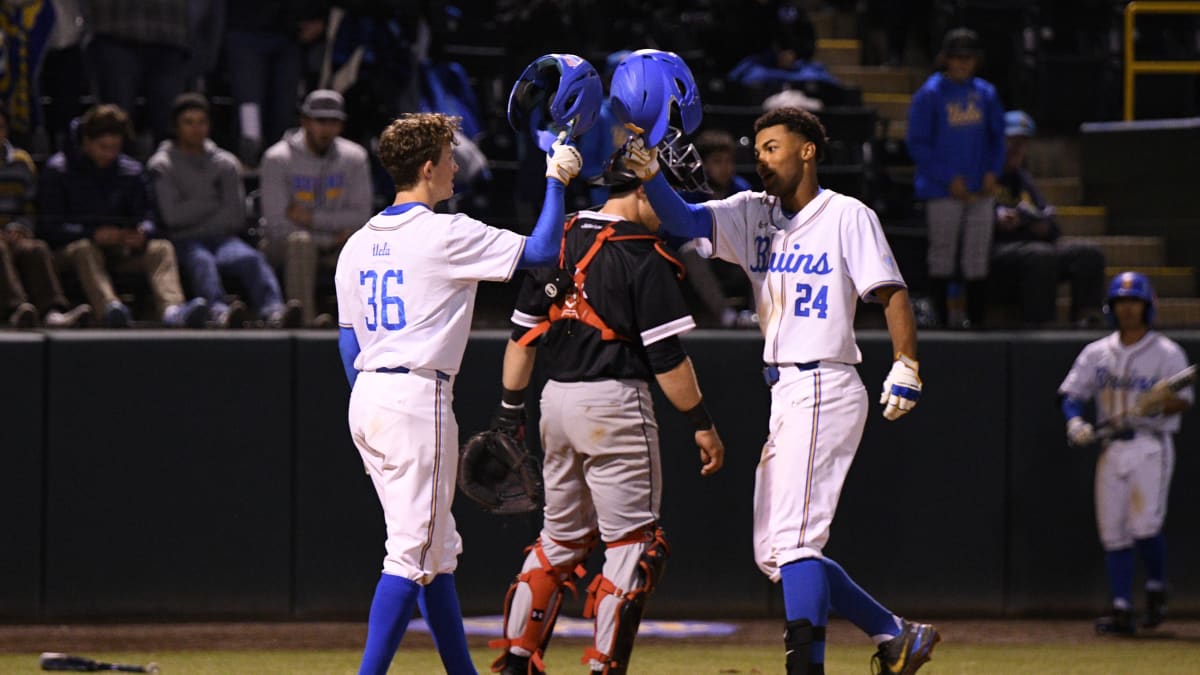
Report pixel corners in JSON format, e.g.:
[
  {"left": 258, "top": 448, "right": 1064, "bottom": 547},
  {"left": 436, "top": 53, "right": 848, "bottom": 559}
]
[
  {"left": 39, "top": 652, "right": 160, "bottom": 673},
  {"left": 1095, "top": 364, "right": 1197, "bottom": 442}
]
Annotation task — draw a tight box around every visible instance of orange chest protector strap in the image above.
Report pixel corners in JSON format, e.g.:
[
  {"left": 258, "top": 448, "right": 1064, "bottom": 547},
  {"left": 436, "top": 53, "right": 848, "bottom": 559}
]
[{"left": 517, "top": 221, "right": 685, "bottom": 347}]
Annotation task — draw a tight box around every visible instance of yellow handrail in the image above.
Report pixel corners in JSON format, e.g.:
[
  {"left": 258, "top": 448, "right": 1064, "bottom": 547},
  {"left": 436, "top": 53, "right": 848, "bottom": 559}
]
[{"left": 1124, "top": 1, "right": 1200, "bottom": 120}]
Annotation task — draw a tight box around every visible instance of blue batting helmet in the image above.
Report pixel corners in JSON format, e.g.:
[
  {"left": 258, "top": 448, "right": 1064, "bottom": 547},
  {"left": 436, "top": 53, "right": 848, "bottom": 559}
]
[
  {"left": 508, "top": 53, "right": 603, "bottom": 152},
  {"left": 609, "top": 49, "right": 702, "bottom": 146},
  {"left": 1104, "top": 271, "right": 1156, "bottom": 326}
]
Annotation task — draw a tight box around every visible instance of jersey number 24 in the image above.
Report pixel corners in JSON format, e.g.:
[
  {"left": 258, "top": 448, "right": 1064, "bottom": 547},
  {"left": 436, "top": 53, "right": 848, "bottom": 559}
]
[
  {"left": 360, "top": 269, "right": 406, "bottom": 331},
  {"left": 794, "top": 282, "right": 829, "bottom": 318}
]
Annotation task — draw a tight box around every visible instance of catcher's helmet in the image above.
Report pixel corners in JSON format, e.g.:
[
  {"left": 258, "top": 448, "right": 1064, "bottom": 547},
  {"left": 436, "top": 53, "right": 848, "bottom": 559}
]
[
  {"left": 588, "top": 126, "right": 710, "bottom": 195},
  {"left": 1104, "top": 271, "right": 1156, "bottom": 326},
  {"left": 609, "top": 49, "right": 702, "bottom": 146},
  {"left": 508, "top": 53, "right": 603, "bottom": 152}
]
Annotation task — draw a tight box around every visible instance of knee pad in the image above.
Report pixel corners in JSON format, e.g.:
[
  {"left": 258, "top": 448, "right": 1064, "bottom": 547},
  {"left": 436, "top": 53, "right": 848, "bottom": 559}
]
[
  {"left": 581, "top": 526, "right": 670, "bottom": 674},
  {"left": 490, "top": 534, "right": 596, "bottom": 673},
  {"left": 784, "top": 618, "right": 826, "bottom": 675}
]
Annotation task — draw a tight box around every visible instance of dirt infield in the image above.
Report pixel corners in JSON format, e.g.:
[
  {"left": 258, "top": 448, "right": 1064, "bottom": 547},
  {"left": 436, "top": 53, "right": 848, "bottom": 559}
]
[{"left": 2, "top": 619, "right": 1198, "bottom": 653}]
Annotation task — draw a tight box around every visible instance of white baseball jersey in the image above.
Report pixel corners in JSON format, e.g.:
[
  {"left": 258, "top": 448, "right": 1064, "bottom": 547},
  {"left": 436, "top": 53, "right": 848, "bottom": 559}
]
[
  {"left": 705, "top": 189, "right": 905, "bottom": 365},
  {"left": 335, "top": 203, "right": 526, "bottom": 375},
  {"left": 1059, "top": 331, "right": 1193, "bottom": 433}
]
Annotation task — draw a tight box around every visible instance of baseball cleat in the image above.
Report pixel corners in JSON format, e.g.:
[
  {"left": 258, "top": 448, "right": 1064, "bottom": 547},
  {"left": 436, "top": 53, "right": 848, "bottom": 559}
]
[
  {"left": 871, "top": 620, "right": 941, "bottom": 675},
  {"left": 1143, "top": 590, "right": 1167, "bottom": 629},
  {"left": 1095, "top": 608, "right": 1136, "bottom": 636}
]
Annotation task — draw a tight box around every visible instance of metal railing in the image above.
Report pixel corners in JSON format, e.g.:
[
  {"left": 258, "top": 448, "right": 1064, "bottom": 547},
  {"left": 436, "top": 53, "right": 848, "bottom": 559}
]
[{"left": 1123, "top": 1, "right": 1200, "bottom": 120}]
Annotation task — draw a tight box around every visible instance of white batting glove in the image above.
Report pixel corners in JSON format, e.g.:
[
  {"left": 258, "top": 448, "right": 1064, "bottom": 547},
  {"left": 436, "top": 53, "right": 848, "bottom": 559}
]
[
  {"left": 545, "top": 132, "right": 583, "bottom": 185},
  {"left": 1066, "top": 417, "right": 1095, "bottom": 446},
  {"left": 623, "top": 136, "right": 660, "bottom": 180},
  {"left": 879, "top": 354, "right": 921, "bottom": 421}
]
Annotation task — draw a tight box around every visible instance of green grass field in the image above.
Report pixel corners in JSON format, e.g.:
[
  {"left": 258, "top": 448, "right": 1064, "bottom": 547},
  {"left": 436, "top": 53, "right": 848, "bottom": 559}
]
[{"left": 3, "top": 641, "right": 1199, "bottom": 675}]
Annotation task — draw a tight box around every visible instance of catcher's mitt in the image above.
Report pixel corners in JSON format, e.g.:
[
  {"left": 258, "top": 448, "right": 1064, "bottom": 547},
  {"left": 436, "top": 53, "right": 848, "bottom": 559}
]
[{"left": 457, "top": 430, "right": 544, "bottom": 515}]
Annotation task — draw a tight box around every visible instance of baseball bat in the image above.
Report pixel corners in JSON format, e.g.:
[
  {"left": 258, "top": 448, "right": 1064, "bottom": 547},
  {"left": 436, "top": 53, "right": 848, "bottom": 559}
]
[
  {"left": 1094, "top": 364, "right": 1196, "bottom": 441},
  {"left": 40, "top": 652, "right": 160, "bottom": 673}
]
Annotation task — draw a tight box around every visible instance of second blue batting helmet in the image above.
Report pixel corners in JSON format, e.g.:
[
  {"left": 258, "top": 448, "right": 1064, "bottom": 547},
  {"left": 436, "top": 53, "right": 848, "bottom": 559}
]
[
  {"left": 508, "top": 53, "right": 603, "bottom": 152},
  {"left": 609, "top": 49, "right": 702, "bottom": 146},
  {"left": 1104, "top": 271, "right": 1156, "bottom": 326}
]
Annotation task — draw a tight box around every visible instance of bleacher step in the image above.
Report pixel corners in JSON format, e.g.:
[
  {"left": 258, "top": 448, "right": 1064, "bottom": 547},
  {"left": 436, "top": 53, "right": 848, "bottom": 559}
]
[
  {"left": 1038, "top": 177, "right": 1083, "bottom": 206},
  {"left": 810, "top": 9, "right": 859, "bottom": 40},
  {"left": 814, "top": 39, "right": 861, "bottom": 67},
  {"left": 1056, "top": 206, "right": 1106, "bottom": 236},
  {"left": 1056, "top": 297, "right": 1200, "bottom": 328},
  {"left": 862, "top": 92, "right": 910, "bottom": 123},
  {"left": 1059, "top": 235, "right": 1165, "bottom": 268},
  {"left": 828, "top": 65, "right": 926, "bottom": 94},
  {"left": 1104, "top": 266, "right": 1195, "bottom": 297}
]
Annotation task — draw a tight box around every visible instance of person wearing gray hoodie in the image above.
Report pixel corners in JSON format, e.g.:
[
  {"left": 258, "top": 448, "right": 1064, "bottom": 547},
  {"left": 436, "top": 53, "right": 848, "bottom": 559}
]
[
  {"left": 148, "top": 94, "right": 300, "bottom": 328},
  {"left": 260, "top": 89, "right": 373, "bottom": 327}
]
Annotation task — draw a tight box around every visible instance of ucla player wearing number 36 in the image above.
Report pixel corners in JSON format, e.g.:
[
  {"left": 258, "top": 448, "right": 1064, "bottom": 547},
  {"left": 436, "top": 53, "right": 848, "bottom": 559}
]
[
  {"left": 333, "top": 112, "right": 582, "bottom": 675},
  {"left": 625, "top": 106, "right": 938, "bottom": 675}
]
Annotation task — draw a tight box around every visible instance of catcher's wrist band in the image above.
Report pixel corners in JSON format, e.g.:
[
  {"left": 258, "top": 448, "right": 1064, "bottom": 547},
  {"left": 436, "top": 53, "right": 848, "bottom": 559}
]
[
  {"left": 683, "top": 401, "right": 713, "bottom": 431},
  {"left": 501, "top": 387, "right": 526, "bottom": 407}
]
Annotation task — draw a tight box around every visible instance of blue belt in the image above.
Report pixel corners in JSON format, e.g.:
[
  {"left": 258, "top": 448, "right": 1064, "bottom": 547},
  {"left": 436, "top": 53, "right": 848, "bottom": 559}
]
[
  {"left": 376, "top": 366, "right": 451, "bottom": 382},
  {"left": 763, "top": 361, "right": 819, "bottom": 387}
]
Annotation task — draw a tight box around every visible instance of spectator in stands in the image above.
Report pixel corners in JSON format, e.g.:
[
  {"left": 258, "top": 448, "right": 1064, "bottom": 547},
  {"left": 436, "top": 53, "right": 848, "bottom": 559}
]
[
  {"left": 907, "top": 27, "right": 1005, "bottom": 329},
  {"left": 990, "top": 110, "right": 1105, "bottom": 328},
  {"left": 0, "top": 106, "right": 91, "bottom": 328},
  {"left": 725, "top": 4, "right": 854, "bottom": 110},
  {"left": 38, "top": 104, "right": 208, "bottom": 328},
  {"left": 259, "top": 89, "right": 372, "bottom": 327},
  {"left": 677, "top": 129, "right": 757, "bottom": 328},
  {"left": 148, "top": 94, "right": 302, "bottom": 329},
  {"left": 225, "top": 1, "right": 328, "bottom": 166},
  {"left": 84, "top": 0, "right": 191, "bottom": 147}
]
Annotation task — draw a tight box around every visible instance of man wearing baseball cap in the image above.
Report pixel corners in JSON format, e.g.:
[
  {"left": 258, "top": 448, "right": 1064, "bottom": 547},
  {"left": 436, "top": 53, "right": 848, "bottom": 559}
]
[
  {"left": 260, "top": 89, "right": 373, "bottom": 327},
  {"left": 907, "top": 27, "right": 1006, "bottom": 329},
  {"left": 990, "top": 110, "right": 1105, "bottom": 327}
]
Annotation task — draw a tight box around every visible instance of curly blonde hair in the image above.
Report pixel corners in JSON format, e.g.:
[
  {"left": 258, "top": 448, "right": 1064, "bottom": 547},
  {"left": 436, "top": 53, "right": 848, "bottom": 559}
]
[{"left": 378, "top": 113, "right": 461, "bottom": 191}]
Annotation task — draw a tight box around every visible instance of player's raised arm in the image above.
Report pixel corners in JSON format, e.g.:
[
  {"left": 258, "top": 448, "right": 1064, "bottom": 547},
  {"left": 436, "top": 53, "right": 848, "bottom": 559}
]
[
  {"left": 518, "top": 133, "right": 582, "bottom": 268},
  {"left": 624, "top": 139, "right": 713, "bottom": 240}
]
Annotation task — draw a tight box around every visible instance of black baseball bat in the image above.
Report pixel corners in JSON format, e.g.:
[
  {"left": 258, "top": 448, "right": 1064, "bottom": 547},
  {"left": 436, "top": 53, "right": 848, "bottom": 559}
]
[{"left": 40, "top": 652, "right": 160, "bottom": 673}]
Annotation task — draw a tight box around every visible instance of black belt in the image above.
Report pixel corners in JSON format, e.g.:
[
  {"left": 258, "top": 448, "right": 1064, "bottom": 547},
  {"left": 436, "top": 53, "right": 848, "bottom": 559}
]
[
  {"left": 763, "top": 361, "right": 819, "bottom": 387},
  {"left": 376, "top": 366, "right": 451, "bottom": 382}
]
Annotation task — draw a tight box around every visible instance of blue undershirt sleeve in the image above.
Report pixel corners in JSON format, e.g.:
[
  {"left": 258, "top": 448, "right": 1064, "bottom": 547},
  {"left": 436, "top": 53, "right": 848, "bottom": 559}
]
[
  {"left": 338, "top": 326, "right": 361, "bottom": 389},
  {"left": 642, "top": 172, "right": 713, "bottom": 240},
  {"left": 518, "top": 178, "right": 566, "bottom": 268},
  {"left": 1061, "top": 396, "right": 1085, "bottom": 422}
]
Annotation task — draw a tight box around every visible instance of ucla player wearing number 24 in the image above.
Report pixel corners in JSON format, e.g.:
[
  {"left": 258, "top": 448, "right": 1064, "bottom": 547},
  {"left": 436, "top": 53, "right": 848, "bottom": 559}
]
[
  {"left": 625, "top": 106, "right": 939, "bottom": 675},
  {"left": 334, "top": 112, "right": 583, "bottom": 675}
]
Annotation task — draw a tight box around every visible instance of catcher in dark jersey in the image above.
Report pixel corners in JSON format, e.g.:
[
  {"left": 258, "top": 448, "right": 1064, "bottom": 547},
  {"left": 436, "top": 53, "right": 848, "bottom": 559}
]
[{"left": 487, "top": 140, "right": 725, "bottom": 675}]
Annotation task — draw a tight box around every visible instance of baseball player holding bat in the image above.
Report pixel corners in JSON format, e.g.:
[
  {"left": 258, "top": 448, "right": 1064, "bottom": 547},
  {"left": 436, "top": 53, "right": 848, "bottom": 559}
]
[
  {"left": 334, "top": 110, "right": 584, "bottom": 674},
  {"left": 624, "top": 104, "right": 938, "bottom": 674},
  {"left": 1059, "top": 271, "right": 1194, "bottom": 635}
]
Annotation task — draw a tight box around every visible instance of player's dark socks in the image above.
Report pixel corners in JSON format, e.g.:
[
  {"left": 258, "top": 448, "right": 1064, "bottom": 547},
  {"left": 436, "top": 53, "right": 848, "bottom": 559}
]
[
  {"left": 418, "top": 573, "right": 477, "bottom": 675},
  {"left": 359, "top": 573, "right": 420, "bottom": 675},
  {"left": 781, "top": 559, "right": 828, "bottom": 664},
  {"left": 965, "top": 279, "right": 988, "bottom": 327},
  {"left": 821, "top": 557, "right": 901, "bottom": 639},
  {"left": 1104, "top": 548, "right": 1135, "bottom": 610},
  {"left": 1135, "top": 534, "right": 1166, "bottom": 584}
]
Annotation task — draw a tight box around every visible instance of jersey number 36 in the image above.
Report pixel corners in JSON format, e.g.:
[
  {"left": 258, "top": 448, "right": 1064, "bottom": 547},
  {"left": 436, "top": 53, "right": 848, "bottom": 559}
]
[{"left": 360, "top": 269, "right": 406, "bottom": 331}]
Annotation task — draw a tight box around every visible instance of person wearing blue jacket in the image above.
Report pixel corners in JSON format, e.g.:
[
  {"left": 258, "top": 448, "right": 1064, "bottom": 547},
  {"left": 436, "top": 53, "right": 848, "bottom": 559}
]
[{"left": 906, "top": 27, "right": 1005, "bottom": 328}]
